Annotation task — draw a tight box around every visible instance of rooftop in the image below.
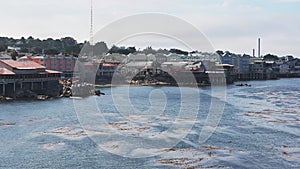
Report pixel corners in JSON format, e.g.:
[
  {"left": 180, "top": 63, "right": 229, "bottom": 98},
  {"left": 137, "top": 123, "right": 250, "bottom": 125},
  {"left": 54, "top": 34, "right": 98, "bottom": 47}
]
[
  {"left": 46, "top": 70, "right": 62, "bottom": 74},
  {"left": 126, "top": 61, "right": 153, "bottom": 68},
  {"left": 103, "top": 63, "right": 117, "bottom": 67},
  {"left": 0, "top": 60, "right": 45, "bottom": 69},
  {"left": 0, "top": 54, "right": 12, "bottom": 60},
  {"left": 0, "top": 68, "right": 15, "bottom": 75}
]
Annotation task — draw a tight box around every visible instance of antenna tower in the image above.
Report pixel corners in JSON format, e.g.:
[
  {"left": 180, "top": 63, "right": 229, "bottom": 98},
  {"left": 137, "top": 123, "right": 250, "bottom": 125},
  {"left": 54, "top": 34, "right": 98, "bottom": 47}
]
[{"left": 90, "top": 0, "right": 94, "bottom": 46}]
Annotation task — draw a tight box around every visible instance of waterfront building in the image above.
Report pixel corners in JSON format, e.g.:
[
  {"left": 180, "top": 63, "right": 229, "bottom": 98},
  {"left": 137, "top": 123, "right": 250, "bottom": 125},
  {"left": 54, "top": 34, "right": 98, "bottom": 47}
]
[
  {"left": 7, "top": 46, "right": 21, "bottom": 52},
  {"left": 287, "top": 58, "right": 300, "bottom": 76},
  {"left": 265, "top": 61, "right": 279, "bottom": 72},
  {"left": 44, "top": 55, "right": 77, "bottom": 78},
  {"left": 286, "top": 58, "right": 298, "bottom": 70},
  {"left": 18, "top": 55, "right": 77, "bottom": 79},
  {"left": 214, "top": 63, "right": 236, "bottom": 84},
  {"left": 249, "top": 58, "right": 266, "bottom": 79},
  {"left": 154, "top": 53, "right": 167, "bottom": 63},
  {"left": 0, "top": 60, "right": 61, "bottom": 97},
  {"left": 221, "top": 52, "right": 239, "bottom": 73},
  {"left": 189, "top": 52, "right": 220, "bottom": 62},
  {"left": 166, "top": 53, "right": 185, "bottom": 62},
  {"left": 104, "top": 53, "right": 127, "bottom": 62},
  {"left": 249, "top": 58, "right": 264, "bottom": 72},
  {"left": 18, "top": 56, "right": 44, "bottom": 65},
  {"left": 161, "top": 62, "right": 189, "bottom": 73},
  {"left": 285, "top": 55, "right": 294, "bottom": 62},
  {"left": 128, "top": 53, "right": 148, "bottom": 62},
  {"left": 221, "top": 52, "right": 249, "bottom": 74},
  {"left": 0, "top": 53, "right": 12, "bottom": 60},
  {"left": 167, "top": 53, "right": 212, "bottom": 62},
  {"left": 275, "top": 58, "right": 285, "bottom": 66},
  {"left": 185, "top": 61, "right": 206, "bottom": 72},
  {"left": 75, "top": 61, "right": 99, "bottom": 83},
  {"left": 279, "top": 63, "right": 290, "bottom": 74},
  {"left": 125, "top": 61, "right": 154, "bottom": 75},
  {"left": 96, "top": 61, "right": 121, "bottom": 84},
  {"left": 239, "top": 54, "right": 250, "bottom": 74}
]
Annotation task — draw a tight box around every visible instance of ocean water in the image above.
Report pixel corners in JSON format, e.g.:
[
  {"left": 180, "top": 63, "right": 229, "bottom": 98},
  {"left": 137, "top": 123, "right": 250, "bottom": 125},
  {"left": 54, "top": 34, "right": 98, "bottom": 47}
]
[{"left": 0, "top": 78, "right": 299, "bottom": 169}]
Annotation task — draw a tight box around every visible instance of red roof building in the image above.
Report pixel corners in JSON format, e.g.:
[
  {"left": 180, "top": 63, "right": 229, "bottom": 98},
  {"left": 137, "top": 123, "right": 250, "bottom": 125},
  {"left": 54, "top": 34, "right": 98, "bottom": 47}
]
[
  {"left": 0, "top": 68, "right": 15, "bottom": 75},
  {"left": 0, "top": 60, "right": 61, "bottom": 98}
]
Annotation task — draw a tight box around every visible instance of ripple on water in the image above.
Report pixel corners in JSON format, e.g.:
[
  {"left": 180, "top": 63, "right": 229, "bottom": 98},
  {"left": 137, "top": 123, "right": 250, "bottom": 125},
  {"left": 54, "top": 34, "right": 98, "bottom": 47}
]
[{"left": 43, "top": 127, "right": 87, "bottom": 140}]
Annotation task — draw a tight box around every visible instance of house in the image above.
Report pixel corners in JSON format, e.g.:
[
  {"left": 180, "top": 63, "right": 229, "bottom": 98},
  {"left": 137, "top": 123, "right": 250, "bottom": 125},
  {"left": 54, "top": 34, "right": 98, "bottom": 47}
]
[
  {"left": 0, "top": 53, "right": 12, "bottom": 60},
  {"left": 128, "top": 53, "right": 148, "bottom": 62},
  {"left": 279, "top": 64, "right": 289, "bottom": 74},
  {"left": 154, "top": 53, "right": 167, "bottom": 63},
  {"left": 166, "top": 53, "right": 185, "bottom": 62}
]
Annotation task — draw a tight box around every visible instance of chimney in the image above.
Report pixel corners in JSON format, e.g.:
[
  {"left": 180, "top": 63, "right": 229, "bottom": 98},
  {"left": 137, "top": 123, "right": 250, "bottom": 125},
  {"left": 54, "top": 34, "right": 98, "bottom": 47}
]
[
  {"left": 258, "top": 38, "right": 261, "bottom": 58},
  {"left": 253, "top": 49, "right": 255, "bottom": 57}
]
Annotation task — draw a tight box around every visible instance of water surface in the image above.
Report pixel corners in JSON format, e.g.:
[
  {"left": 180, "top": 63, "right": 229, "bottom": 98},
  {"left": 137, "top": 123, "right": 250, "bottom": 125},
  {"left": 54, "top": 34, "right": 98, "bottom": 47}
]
[{"left": 0, "top": 78, "right": 299, "bottom": 168}]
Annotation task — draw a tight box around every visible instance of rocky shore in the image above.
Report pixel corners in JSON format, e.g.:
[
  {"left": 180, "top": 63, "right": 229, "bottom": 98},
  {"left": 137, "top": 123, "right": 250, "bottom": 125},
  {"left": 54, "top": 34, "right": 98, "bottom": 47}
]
[{"left": 60, "top": 79, "right": 105, "bottom": 98}]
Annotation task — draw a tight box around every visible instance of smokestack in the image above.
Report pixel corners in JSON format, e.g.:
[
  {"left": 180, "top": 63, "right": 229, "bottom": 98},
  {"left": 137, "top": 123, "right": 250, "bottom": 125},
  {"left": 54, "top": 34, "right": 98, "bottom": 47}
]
[
  {"left": 258, "top": 38, "right": 261, "bottom": 58},
  {"left": 253, "top": 49, "right": 255, "bottom": 57}
]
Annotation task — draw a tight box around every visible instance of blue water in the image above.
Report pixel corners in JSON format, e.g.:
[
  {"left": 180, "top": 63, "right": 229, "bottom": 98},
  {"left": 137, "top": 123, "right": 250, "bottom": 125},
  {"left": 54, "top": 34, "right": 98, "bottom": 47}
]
[{"left": 0, "top": 78, "right": 299, "bottom": 168}]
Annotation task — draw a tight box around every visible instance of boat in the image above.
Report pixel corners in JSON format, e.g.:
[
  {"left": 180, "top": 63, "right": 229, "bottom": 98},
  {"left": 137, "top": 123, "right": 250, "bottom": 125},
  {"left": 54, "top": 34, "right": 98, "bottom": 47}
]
[
  {"left": 235, "top": 83, "right": 251, "bottom": 87},
  {"left": 36, "top": 95, "right": 49, "bottom": 100}
]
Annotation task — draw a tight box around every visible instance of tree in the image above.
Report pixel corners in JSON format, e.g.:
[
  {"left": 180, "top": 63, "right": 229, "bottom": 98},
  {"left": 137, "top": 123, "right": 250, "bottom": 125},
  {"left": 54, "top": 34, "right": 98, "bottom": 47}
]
[
  {"left": 108, "top": 45, "right": 119, "bottom": 54},
  {"left": 264, "top": 54, "right": 279, "bottom": 61},
  {"left": 61, "top": 37, "right": 77, "bottom": 47},
  {"left": 143, "top": 46, "right": 156, "bottom": 55},
  {"left": 65, "top": 45, "right": 81, "bottom": 56},
  {"left": 19, "top": 47, "right": 29, "bottom": 53},
  {"left": 0, "top": 42, "right": 7, "bottom": 52},
  {"left": 157, "top": 48, "right": 170, "bottom": 55},
  {"left": 127, "top": 47, "right": 136, "bottom": 54},
  {"left": 190, "top": 50, "right": 199, "bottom": 54},
  {"left": 45, "top": 48, "right": 59, "bottom": 55},
  {"left": 216, "top": 50, "right": 224, "bottom": 56},
  {"left": 169, "top": 48, "right": 188, "bottom": 55},
  {"left": 20, "top": 37, "right": 26, "bottom": 44},
  {"left": 93, "top": 41, "right": 108, "bottom": 56},
  {"left": 107, "top": 45, "right": 136, "bottom": 55},
  {"left": 9, "top": 50, "right": 18, "bottom": 60}
]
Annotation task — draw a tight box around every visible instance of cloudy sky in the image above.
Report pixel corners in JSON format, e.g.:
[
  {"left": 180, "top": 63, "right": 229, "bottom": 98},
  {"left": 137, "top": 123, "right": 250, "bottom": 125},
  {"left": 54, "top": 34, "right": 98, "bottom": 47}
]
[{"left": 0, "top": 0, "right": 299, "bottom": 56}]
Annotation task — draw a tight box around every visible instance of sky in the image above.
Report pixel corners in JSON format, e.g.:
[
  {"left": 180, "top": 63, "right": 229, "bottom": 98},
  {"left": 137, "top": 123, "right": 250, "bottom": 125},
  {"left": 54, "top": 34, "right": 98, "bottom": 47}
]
[{"left": 0, "top": 0, "right": 299, "bottom": 56}]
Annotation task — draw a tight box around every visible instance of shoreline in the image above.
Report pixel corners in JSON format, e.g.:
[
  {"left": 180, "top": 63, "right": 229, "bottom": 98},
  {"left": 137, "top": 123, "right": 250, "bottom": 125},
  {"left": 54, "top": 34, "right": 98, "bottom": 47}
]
[
  {"left": 2, "top": 77, "right": 299, "bottom": 102},
  {"left": 94, "top": 77, "right": 284, "bottom": 88}
]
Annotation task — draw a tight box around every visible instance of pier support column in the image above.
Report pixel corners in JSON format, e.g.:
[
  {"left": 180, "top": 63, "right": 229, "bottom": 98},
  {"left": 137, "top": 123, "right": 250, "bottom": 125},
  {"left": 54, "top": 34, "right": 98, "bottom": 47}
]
[
  {"left": 41, "top": 81, "right": 43, "bottom": 90},
  {"left": 13, "top": 82, "right": 16, "bottom": 92},
  {"left": 31, "top": 82, "right": 33, "bottom": 90},
  {"left": 20, "top": 82, "right": 23, "bottom": 89},
  {"left": 2, "top": 84, "right": 5, "bottom": 96}
]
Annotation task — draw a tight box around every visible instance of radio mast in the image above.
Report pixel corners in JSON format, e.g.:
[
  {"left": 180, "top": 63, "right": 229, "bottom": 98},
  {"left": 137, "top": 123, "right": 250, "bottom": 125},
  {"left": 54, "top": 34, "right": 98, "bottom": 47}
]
[
  {"left": 90, "top": 0, "right": 94, "bottom": 46},
  {"left": 89, "top": 0, "right": 94, "bottom": 59}
]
